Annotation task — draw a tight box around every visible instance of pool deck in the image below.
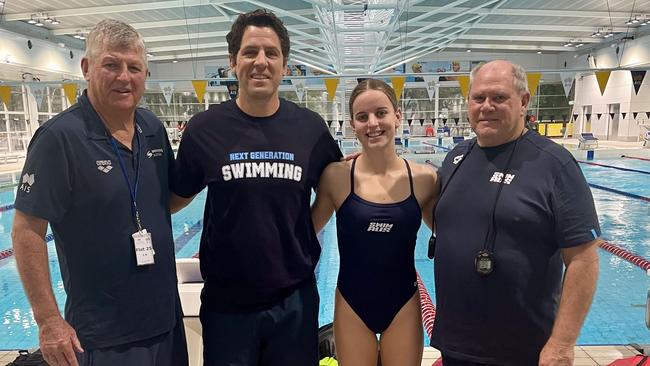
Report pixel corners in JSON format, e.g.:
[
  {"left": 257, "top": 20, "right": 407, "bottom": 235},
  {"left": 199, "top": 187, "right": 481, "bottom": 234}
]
[{"left": 0, "top": 345, "right": 644, "bottom": 365}]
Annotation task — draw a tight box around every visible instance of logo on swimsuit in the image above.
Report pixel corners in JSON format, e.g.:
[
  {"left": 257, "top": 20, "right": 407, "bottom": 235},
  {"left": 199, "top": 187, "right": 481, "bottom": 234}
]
[
  {"left": 452, "top": 154, "right": 464, "bottom": 164},
  {"left": 489, "top": 172, "right": 516, "bottom": 184},
  {"left": 146, "top": 148, "right": 164, "bottom": 158},
  {"left": 19, "top": 173, "right": 35, "bottom": 193},
  {"left": 367, "top": 222, "right": 393, "bottom": 233},
  {"left": 96, "top": 160, "right": 113, "bottom": 173}
]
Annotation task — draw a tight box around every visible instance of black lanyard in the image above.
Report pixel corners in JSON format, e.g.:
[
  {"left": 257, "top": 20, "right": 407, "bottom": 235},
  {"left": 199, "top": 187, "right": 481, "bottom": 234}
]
[
  {"left": 109, "top": 124, "right": 143, "bottom": 231},
  {"left": 428, "top": 131, "right": 525, "bottom": 260},
  {"left": 428, "top": 139, "right": 476, "bottom": 259},
  {"left": 482, "top": 132, "right": 523, "bottom": 254}
]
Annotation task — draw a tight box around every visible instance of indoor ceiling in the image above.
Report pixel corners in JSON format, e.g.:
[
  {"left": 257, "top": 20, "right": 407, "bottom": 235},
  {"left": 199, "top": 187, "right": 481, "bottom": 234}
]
[{"left": 1, "top": 0, "right": 649, "bottom": 74}]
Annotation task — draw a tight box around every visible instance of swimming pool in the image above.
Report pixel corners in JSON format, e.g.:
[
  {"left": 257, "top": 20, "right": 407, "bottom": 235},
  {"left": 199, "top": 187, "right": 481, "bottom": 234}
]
[{"left": 0, "top": 149, "right": 649, "bottom": 349}]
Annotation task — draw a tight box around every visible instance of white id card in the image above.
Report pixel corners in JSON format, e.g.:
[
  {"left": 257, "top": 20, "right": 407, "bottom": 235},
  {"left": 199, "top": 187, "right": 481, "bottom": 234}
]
[{"left": 132, "top": 229, "right": 155, "bottom": 266}]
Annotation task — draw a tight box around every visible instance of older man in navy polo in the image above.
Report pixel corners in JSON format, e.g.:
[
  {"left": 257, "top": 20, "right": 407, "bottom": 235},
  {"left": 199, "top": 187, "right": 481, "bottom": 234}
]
[{"left": 12, "top": 20, "right": 187, "bottom": 366}]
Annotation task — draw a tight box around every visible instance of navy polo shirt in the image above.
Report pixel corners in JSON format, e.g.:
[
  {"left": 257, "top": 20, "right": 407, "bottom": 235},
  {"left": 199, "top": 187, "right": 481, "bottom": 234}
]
[
  {"left": 431, "top": 131, "right": 600, "bottom": 365},
  {"left": 15, "top": 91, "right": 178, "bottom": 350}
]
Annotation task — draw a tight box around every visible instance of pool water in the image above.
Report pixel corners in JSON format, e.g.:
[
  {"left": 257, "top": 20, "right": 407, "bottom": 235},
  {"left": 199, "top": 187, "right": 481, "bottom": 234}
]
[{"left": 0, "top": 153, "right": 649, "bottom": 349}]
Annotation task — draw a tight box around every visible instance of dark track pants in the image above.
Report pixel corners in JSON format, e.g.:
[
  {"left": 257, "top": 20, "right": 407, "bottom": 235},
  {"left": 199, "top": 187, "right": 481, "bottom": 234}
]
[{"left": 200, "top": 280, "right": 319, "bottom": 366}]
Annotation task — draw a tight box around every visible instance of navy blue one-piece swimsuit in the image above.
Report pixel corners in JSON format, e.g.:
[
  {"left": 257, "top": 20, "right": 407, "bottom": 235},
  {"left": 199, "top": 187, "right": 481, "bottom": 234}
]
[{"left": 336, "top": 157, "right": 422, "bottom": 334}]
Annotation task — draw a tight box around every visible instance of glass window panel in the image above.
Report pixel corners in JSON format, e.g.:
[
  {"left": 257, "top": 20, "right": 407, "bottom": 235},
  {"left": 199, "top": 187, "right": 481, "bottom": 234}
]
[
  {"left": 10, "top": 116, "right": 27, "bottom": 132},
  {"left": 11, "top": 131, "right": 29, "bottom": 152},
  {"left": 51, "top": 88, "right": 64, "bottom": 113},
  {"left": 8, "top": 91, "right": 25, "bottom": 111}
]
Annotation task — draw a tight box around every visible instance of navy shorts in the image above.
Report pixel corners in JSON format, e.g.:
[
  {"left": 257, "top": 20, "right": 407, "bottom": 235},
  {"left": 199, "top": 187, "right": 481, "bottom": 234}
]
[
  {"left": 201, "top": 279, "right": 319, "bottom": 366},
  {"left": 76, "top": 313, "right": 188, "bottom": 366}
]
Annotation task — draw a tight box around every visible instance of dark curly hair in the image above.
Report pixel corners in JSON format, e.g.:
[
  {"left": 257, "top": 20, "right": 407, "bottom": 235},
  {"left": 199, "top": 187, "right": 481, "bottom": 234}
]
[{"left": 226, "top": 9, "right": 290, "bottom": 63}]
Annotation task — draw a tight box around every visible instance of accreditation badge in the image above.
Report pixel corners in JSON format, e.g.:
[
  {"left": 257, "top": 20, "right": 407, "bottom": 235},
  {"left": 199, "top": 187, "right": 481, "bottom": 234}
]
[{"left": 132, "top": 229, "right": 155, "bottom": 266}]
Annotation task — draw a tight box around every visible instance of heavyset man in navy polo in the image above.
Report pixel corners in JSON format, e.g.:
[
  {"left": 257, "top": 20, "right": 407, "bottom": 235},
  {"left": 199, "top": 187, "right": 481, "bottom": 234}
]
[
  {"left": 431, "top": 60, "right": 600, "bottom": 366},
  {"left": 171, "top": 9, "right": 342, "bottom": 366},
  {"left": 12, "top": 20, "right": 188, "bottom": 366}
]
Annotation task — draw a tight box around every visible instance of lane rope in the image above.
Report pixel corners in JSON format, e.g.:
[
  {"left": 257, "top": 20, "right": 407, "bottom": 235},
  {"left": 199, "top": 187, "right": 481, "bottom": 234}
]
[
  {"left": 578, "top": 160, "right": 650, "bottom": 175},
  {"left": 621, "top": 155, "right": 650, "bottom": 162}
]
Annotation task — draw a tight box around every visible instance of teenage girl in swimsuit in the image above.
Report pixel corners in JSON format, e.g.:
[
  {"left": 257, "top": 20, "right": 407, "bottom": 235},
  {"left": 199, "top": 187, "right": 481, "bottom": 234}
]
[{"left": 312, "top": 79, "right": 439, "bottom": 366}]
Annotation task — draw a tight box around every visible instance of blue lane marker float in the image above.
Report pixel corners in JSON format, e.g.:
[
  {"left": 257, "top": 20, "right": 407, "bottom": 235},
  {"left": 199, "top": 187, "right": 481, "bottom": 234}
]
[
  {"left": 588, "top": 183, "right": 650, "bottom": 203},
  {"left": 578, "top": 160, "right": 650, "bottom": 175},
  {"left": 0, "top": 233, "right": 55, "bottom": 262},
  {"left": 0, "top": 203, "right": 15, "bottom": 212},
  {"left": 422, "top": 141, "right": 451, "bottom": 152},
  {"left": 174, "top": 220, "right": 203, "bottom": 254}
]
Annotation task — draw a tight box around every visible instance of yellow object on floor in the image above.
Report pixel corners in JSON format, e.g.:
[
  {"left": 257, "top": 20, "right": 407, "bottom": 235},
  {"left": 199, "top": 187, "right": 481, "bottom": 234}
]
[{"left": 320, "top": 356, "right": 338, "bottom": 366}]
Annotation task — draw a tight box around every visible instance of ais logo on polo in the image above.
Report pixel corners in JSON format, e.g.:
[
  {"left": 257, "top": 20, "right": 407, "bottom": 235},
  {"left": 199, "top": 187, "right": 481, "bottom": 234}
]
[{"left": 19, "top": 173, "right": 35, "bottom": 193}]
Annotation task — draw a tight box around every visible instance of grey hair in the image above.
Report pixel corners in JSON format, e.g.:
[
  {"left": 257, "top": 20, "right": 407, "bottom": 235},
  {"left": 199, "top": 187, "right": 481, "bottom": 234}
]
[
  {"left": 84, "top": 19, "right": 147, "bottom": 66},
  {"left": 469, "top": 60, "right": 529, "bottom": 94}
]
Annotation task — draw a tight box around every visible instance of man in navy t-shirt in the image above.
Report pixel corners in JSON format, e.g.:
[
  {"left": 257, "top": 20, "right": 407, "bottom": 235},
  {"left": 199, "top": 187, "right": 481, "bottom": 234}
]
[
  {"left": 431, "top": 60, "right": 600, "bottom": 366},
  {"left": 13, "top": 20, "right": 187, "bottom": 366},
  {"left": 171, "top": 9, "right": 341, "bottom": 366}
]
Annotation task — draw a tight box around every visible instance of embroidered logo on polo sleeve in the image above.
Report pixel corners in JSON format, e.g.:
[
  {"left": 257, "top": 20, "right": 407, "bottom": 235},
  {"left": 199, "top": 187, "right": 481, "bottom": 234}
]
[
  {"left": 19, "top": 173, "right": 35, "bottom": 193},
  {"left": 96, "top": 160, "right": 113, "bottom": 173}
]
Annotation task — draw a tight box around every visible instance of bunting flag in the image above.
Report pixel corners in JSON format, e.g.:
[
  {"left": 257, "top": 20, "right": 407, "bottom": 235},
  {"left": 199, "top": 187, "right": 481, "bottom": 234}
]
[
  {"left": 442, "top": 118, "right": 448, "bottom": 125},
  {"left": 453, "top": 117, "right": 459, "bottom": 125},
  {"left": 326, "top": 120, "right": 332, "bottom": 128},
  {"left": 527, "top": 73, "right": 542, "bottom": 97},
  {"left": 419, "top": 118, "right": 424, "bottom": 126},
  {"left": 457, "top": 76, "right": 470, "bottom": 98},
  {"left": 422, "top": 75, "right": 438, "bottom": 101},
  {"left": 573, "top": 113, "right": 579, "bottom": 122},
  {"left": 595, "top": 71, "right": 611, "bottom": 95},
  {"left": 159, "top": 82, "right": 174, "bottom": 106},
  {"left": 622, "top": 112, "right": 627, "bottom": 120},
  {"left": 549, "top": 115, "right": 555, "bottom": 122},
  {"left": 30, "top": 84, "right": 47, "bottom": 108},
  {"left": 62, "top": 83, "right": 78, "bottom": 105},
  {"left": 390, "top": 76, "right": 406, "bottom": 102},
  {"left": 292, "top": 78, "right": 306, "bottom": 102},
  {"left": 585, "top": 113, "right": 592, "bottom": 122},
  {"left": 596, "top": 113, "right": 602, "bottom": 120},
  {"left": 324, "top": 78, "right": 339, "bottom": 102},
  {"left": 562, "top": 115, "right": 567, "bottom": 122},
  {"left": 432, "top": 118, "right": 437, "bottom": 124},
  {"left": 337, "top": 120, "right": 343, "bottom": 128},
  {"left": 631, "top": 70, "right": 646, "bottom": 95},
  {"left": 0, "top": 85, "right": 10, "bottom": 107},
  {"left": 633, "top": 112, "right": 639, "bottom": 120},
  {"left": 609, "top": 112, "right": 615, "bottom": 120},
  {"left": 559, "top": 72, "right": 575, "bottom": 98},
  {"left": 407, "top": 119, "right": 412, "bottom": 126},
  {"left": 192, "top": 80, "right": 207, "bottom": 103},
  {"left": 646, "top": 111, "right": 650, "bottom": 120}
]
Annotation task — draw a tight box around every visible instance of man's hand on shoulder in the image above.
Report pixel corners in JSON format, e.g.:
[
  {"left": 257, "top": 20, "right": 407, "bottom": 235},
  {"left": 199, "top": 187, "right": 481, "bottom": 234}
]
[{"left": 340, "top": 151, "right": 361, "bottom": 161}]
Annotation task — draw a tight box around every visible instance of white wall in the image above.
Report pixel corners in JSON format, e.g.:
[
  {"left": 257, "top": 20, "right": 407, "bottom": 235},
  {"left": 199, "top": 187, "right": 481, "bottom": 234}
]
[
  {"left": 0, "top": 28, "right": 84, "bottom": 81},
  {"left": 570, "top": 33, "right": 650, "bottom": 141}
]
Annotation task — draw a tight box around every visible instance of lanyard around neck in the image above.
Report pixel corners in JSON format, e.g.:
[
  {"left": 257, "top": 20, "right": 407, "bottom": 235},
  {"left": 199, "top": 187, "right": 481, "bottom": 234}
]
[{"left": 108, "top": 124, "right": 143, "bottom": 231}]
